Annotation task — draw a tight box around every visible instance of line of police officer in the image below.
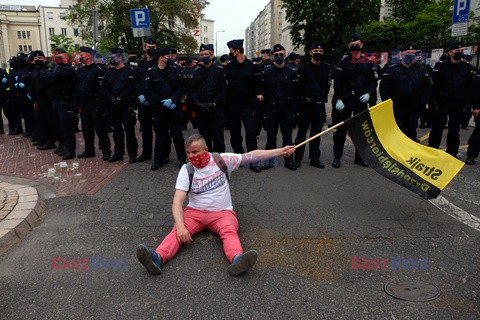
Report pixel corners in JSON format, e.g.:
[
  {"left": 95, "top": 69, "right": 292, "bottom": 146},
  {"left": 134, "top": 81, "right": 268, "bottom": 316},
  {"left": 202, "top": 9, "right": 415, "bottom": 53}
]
[{"left": 2, "top": 34, "right": 480, "bottom": 168}]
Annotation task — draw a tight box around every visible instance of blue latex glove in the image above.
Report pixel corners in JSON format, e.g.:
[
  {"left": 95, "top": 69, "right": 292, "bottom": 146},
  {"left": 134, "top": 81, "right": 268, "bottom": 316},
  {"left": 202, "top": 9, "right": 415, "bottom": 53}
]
[
  {"left": 27, "top": 94, "right": 33, "bottom": 101},
  {"left": 138, "top": 95, "right": 147, "bottom": 104},
  {"left": 335, "top": 99, "right": 345, "bottom": 111},
  {"left": 169, "top": 103, "right": 176, "bottom": 110},
  {"left": 1, "top": 77, "right": 7, "bottom": 83},
  {"left": 15, "top": 75, "right": 18, "bottom": 81},
  {"left": 18, "top": 82, "right": 25, "bottom": 89},
  {"left": 359, "top": 93, "right": 370, "bottom": 104},
  {"left": 161, "top": 99, "right": 172, "bottom": 108}
]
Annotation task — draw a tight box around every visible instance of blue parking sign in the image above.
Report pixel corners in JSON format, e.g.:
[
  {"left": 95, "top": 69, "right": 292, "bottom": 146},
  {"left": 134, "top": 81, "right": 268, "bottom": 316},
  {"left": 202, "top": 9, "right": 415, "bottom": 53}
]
[
  {"left": 452, "top": 0, "right": 470, "bottom": 23},
  {"left": 130, "top": 8, "right": 150, "bottom": 28}
]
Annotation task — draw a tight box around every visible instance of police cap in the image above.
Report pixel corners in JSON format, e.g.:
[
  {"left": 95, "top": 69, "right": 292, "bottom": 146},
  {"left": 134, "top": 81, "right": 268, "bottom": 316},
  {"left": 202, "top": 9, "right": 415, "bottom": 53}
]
[
  {"left": 16, "top": 52, "right": 27, "bottom": 59},
  {"left": 80, "top": 47, "right": 95, "bottom": 55},
  {"left": 261, "top": 49, "right": 271, "bottom": 54},
  {"left": 288, "top": 52, "right": 296, "bottom": 61},
  {"left": 399, "top": 43, "right": 415, "bottom": 52},
  {"left": 109, "top": 47, "right": 123, "bottom": 54},
  {"left": 448, "top": 41, "right": 463, "bottom": 51},
  {"left": 157, "top": 48, "right": 169, "bottom": 57},
  {"left": 54, "top": 48, "right": 67, "bottom": 54},
  {"left": 349, "top": 33, "right": 362, "bottom": 42},
  {"left": 310, "top": 41, "right": 323, "bottom": 50},
  {"left": 33, "top": 50, "right": 45, "bottom": 57},
  {"left": 219, "top": 54, "right": 229, "bottom": 62},
  {"left": 227, "top": 39, "right": 244, "bottom": 49},
  {"left": 199, "top": 44, "right": 214, "bottom": 52},
  {"left": 145, "top": 37, "right": 156, "bottom": 45},
  {"left": 272, "top": 44, "right": 285, "bottom": 53}
]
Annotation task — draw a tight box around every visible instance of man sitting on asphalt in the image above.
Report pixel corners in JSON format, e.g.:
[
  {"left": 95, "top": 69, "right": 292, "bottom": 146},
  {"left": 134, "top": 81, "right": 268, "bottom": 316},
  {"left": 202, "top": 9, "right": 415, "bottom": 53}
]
[{"left": 137, "top": 133, "right": 295, "bottom": 276}]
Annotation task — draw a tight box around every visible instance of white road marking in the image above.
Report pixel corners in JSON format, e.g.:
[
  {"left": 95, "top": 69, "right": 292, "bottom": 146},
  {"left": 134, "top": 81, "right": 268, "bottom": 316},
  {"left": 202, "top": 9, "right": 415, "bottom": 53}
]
[{"left": 430, "top": 195, "right": 480, "bottom": 232}]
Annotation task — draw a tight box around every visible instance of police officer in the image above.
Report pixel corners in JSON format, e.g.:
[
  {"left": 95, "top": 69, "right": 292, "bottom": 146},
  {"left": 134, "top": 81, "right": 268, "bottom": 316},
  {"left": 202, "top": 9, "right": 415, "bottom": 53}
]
[
  {"left": 74, "top": 47, "right": 111, "bottom": 160},
  {"left": 42, "top": 48, "right": 77, "bottom": 159},
  {"left": 180, "top": 58, "right": 196, "bottom": 130},
  {"left": 332, "top": 34, "right": 377, "bottom": 168},
  {"left": 7, "top": 54, "right": 29, "bottom": 135},
  {"left": 135, "top": 38, "right": 157, "bottom": 162},
  {"left": 428, "top": 41, "right": 474, "bottom": 157},
  {"left": 260, "top": 49, "right": 273, "bottom": 68},
  {"left": 29, "top": 51, "right": 58, "bottom": 150},
  {"left": 0, "top": 67, "right": 9, "bottom": 134},
  {"left": 144, "top": 48, "right": 186, "bottom": 170},
  {"left": 189, "top": 44, "right": 228, "bottom": 153},
  {"left": 225, "top": 39, "right": 262, "bottom": 172},
  {"left": 257, "top": 43, "right": 299, "bottom": 170},
  {"left": 461, "top": 54, "right": 475, "bottom": 129},
  {"left": 101, "top": 47, "right": 138, "bottom": 163},
  {"left": 293, "top": 41, "right": 331, "bottom": 169},
  {"left": 380, "top": 43, "right": 432, "bottom": 141},
  {"left": 127, "top": 51, "right": 139, "bottom": 67}
]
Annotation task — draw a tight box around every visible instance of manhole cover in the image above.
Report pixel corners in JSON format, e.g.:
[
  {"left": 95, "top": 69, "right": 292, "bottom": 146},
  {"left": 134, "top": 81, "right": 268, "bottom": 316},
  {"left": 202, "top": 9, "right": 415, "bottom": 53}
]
[{"left": 384, "top": 280, "right": 440, "bottom": 302}]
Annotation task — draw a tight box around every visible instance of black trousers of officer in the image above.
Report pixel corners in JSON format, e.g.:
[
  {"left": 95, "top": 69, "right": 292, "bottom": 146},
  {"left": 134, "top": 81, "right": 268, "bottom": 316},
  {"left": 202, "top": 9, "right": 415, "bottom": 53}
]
[
  {"left": 138, "top": 104, "right": 153, "bottom": 157},
  {"left": 196, "top": 106, "right": 226, "bottom": 153},
  {"left": 36, "top": 99, "right": 56, "bottom": 145},
  {"left": 428, "top": 98, "right": 463, "bottom": 156},
  {"left": 467, "top": 116, "right": 480, "bottom": 158},
  {"left": 332, "top": 98, "right": 368, "bottom": 160},
  {"left": 19, "top": 95, "right": 34, "bottom": 134},
  {"left": 226, "top": 104, "right": 258, "bottom": 153},
  {"left": 393, "top": 103, "right": 421, "bottom": 141},
  {"left": 294, "top": 101, "right": 326, "bottom": 163},
  {"left": 7, "top": 94, "right": 23, "bottom": 133},
  {"left": 264, "top": 102, "right": 294, "bottom": 164},
  {"left": 0, "top": 96, "right": 8, "bottom": 133},
  {"left": 152, "top": 106, "right": 186, "bottom": 164},
  {"left": 110, "top": 104, "right": 138, "bottom": 158},
  {"left": 79, "top": 100, "right": 111, "bottom": 154},
  {"left": 53, "top": 100, "right": 76, "bottom": 156},
  {"left": 43, "top": 98, "right": 63, "bottom": 146}
]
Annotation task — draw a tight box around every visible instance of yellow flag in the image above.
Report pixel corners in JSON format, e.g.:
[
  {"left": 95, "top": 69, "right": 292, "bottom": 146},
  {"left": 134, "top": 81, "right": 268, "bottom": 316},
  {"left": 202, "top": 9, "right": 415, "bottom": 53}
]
[{"left": 345, "top": 99, "right": 464, "bottom": 199}]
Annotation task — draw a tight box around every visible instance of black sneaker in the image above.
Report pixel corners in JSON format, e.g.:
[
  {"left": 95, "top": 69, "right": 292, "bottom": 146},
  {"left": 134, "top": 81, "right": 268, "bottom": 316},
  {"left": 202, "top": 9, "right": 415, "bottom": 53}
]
[
  {"left": 466, "top": 157, "right": 475, "bottom": 165},
  {"left": 151, "top": 162, "right": 163, "bottom": 171},
  {"left": 284, "top": 161, "right": 297, "bottom": 171},
  {"left": 227, "top": 250, "right": 258, "bottom": 276},
  {"left": 102, "top": 150, "right": 111, "bottom": 161},
  {"left": 108, "top": 154, "right": 124, "bottom": 163},
  {"left": 354, "top": 158, "right": 369, "bottom": 167},
  {"left": 136, "top": 153, "right": 152, "bottom": 162},
  {"left": 37, "top": 143, "right": 56, "bottom": 150}
]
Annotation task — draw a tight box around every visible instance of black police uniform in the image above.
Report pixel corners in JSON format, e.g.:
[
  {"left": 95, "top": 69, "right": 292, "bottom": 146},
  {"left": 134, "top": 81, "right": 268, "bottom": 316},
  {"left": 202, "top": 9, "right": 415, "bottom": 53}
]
[
  {"left": 332, "top": 52, "right": 377, "bottom": 165},
  {"left": 225, "top": 57, "right": 261, "bottom": 154},
  {"left": 74, "top": 61, "right": 111, "bottom": 158},
  {"left": 293, "top": 59, "right": 331, "bottom": 167},
  {"left": 258, "top": 60, "right": 299, "bottom": 169},
  {"left": 466, "top": 82, "right": 480, "bottom": 164},
  {"left": 380, "top": 62, "right": 432, "bottom": 141},
  {"left": 29, "top": 58, "right": 58, "bottom": 149},
  {"left": 42, "top": 62, "right": 77, "bottom": 158},
  {"left": 135, "top": 57, "right": 157, "bottom": 161},
  {"left": 7, "top": 57, "right": 29, "bottom": 135},
  {"left": 101, "top": 64, "right": 138, "bottom": 162},
  {"left": 189, "top": 62, "right": 228, "bottom": 153},
  {"left": 144, "top": 63, "right": 186, "bottom": 169},
  {"left": 180, "top": 65, "right": 196, "bottom": 130},
  {"left": 0, "top": 68, "right": 9, "bottom": 134},
  {"left": 428, "top": 57, "right": 474, "bottom": 157}
]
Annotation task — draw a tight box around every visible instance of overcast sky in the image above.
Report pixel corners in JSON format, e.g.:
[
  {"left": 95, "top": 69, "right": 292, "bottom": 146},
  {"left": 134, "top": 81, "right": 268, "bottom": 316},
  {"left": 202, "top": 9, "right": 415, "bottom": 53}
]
[{"left": 1, "top": 0, "right": 269, "bottom": 54}]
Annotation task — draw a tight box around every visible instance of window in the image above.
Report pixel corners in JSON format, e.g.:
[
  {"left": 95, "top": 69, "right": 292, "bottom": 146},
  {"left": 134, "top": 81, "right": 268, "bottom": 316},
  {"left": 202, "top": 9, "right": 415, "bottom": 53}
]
[
  {"left": 204, "top": 37, "right": 208, "bottom": 43},
  {"left": 47, "top": 12, "right": 54, "bottom": 19},
  {"left": 59, "top": 12, "right": 66, "bottom": 19},
  {"left": 28, "top": 45, "right": 32, "bottom": 51},
  {"left": 61, "top": 28, "right": 67, "bottom": 36},
  {"left": 17, "top": 31, "right": 21, "bottom": 39},
  {"left": 26, "top": 31, "right": 30, "bottom": 39},
  {"left": 23, "top": 45, "right": 28, "bottom": 52},
  {"left": 203, "top": 26, "right": 208, "bottom": 32},
  {"left": 49, "top": 27, "right": 55, "bottom": 35},
  {"left": 22, "top": 31, "right": 26, "bottom": 39},
  {"left": 19, "top": 45, "right": 23, "bottom": 52},
  {"left": 73, "top": 28, "right": 79, "bottom": 37}
]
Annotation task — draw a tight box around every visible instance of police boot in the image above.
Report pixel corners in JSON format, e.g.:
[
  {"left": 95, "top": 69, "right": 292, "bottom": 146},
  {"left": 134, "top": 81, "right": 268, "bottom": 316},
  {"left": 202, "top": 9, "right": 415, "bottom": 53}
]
[
  {"left": 354, "top": 157, "right": 369, "bottom": 167},
  {"left": 332, "top": 158, "right": 341, "bottom": 168},
  {"left": 466, "top": 156, "right": 475, "bottom": 165},
  {"left": 284, "top": 159, "right": 297, "bottom": 171},
  {"left": 108, "top": 154, "right": 124, "bottom": 163}
]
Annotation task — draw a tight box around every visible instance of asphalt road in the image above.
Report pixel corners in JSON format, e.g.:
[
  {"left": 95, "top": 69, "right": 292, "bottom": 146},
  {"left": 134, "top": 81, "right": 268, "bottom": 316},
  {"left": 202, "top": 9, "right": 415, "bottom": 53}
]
[{"left": 0, "top": 117, "right": 479, "bottom": 319}]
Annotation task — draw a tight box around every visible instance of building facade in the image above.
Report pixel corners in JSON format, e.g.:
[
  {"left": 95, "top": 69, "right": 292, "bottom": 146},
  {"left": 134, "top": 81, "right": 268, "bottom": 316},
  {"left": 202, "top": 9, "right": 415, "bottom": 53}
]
[{"left": 244, "top": 0, "right": 300, "bottom": 59}]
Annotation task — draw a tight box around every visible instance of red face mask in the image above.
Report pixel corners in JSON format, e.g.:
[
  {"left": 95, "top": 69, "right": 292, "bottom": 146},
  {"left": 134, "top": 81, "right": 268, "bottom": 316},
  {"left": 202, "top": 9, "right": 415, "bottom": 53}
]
[{"left": 188, "top": 152, "right": 211, "bottom": 168}]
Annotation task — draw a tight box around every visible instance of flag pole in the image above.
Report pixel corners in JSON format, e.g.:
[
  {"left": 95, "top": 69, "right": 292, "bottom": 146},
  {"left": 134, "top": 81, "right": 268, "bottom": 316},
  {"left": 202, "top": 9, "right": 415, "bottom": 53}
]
[{"left": 295, "top": 121, "right": 345, "bottom": 149}]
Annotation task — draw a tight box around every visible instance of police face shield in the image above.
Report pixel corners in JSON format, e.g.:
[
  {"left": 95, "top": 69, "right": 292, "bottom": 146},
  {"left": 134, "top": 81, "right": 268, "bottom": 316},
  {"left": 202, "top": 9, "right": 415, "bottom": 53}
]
[
  {"left": 109, "top": 53, "right": 122, "bottom": 66},
  {"left": 401, "top": 50, "right": 416, "bottom": 64}
]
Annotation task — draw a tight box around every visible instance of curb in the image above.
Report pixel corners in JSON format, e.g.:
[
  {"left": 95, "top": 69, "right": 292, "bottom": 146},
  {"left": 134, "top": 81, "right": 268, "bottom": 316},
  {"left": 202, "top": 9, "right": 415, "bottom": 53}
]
[{"left": 0, "top": 182, "right": 46, "bottom": 255}]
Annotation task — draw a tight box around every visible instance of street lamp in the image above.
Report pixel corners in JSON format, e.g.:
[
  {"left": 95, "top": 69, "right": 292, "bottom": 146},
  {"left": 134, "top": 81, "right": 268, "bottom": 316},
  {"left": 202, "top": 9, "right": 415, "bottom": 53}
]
[{"left": 215, "top": 30, "right": 225, "bottom": 55}]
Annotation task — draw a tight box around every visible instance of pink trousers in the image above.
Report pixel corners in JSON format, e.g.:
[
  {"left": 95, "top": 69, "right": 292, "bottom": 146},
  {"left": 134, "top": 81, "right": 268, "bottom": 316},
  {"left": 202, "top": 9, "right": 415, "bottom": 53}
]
[{"left": 155, "top": 207, "right": 243, "bottom": 263}]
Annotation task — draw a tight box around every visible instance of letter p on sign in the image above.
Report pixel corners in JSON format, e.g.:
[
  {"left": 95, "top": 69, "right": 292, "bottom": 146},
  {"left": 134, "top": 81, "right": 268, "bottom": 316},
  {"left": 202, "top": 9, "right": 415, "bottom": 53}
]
[{"left": 130, "top": 8, "right": 150, "bottom": 28}]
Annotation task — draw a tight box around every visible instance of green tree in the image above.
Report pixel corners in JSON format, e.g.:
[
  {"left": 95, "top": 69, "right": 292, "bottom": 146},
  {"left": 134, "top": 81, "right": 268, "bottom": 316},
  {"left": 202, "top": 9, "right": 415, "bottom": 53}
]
[
  {"left": 384, "top": 0, "right": 434, "bottom": 23},
  {"left": 65, "top": 0, "right": 208, "bottom": 54},
  {"left": 357, "top": 20, "right": 406, "bottom": 51},
  {"left": 282, "top": 0, "right": 381, "bottom": 55},
  {"left": 49, "top": 34, "right": 77, "bottom": 54}
]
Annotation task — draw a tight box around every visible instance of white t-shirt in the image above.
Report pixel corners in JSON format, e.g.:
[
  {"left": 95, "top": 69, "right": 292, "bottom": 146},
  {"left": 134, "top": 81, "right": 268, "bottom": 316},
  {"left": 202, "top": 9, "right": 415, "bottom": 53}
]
[{"left": 175, "top": 153, "right": 242, "bottom": 211}]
